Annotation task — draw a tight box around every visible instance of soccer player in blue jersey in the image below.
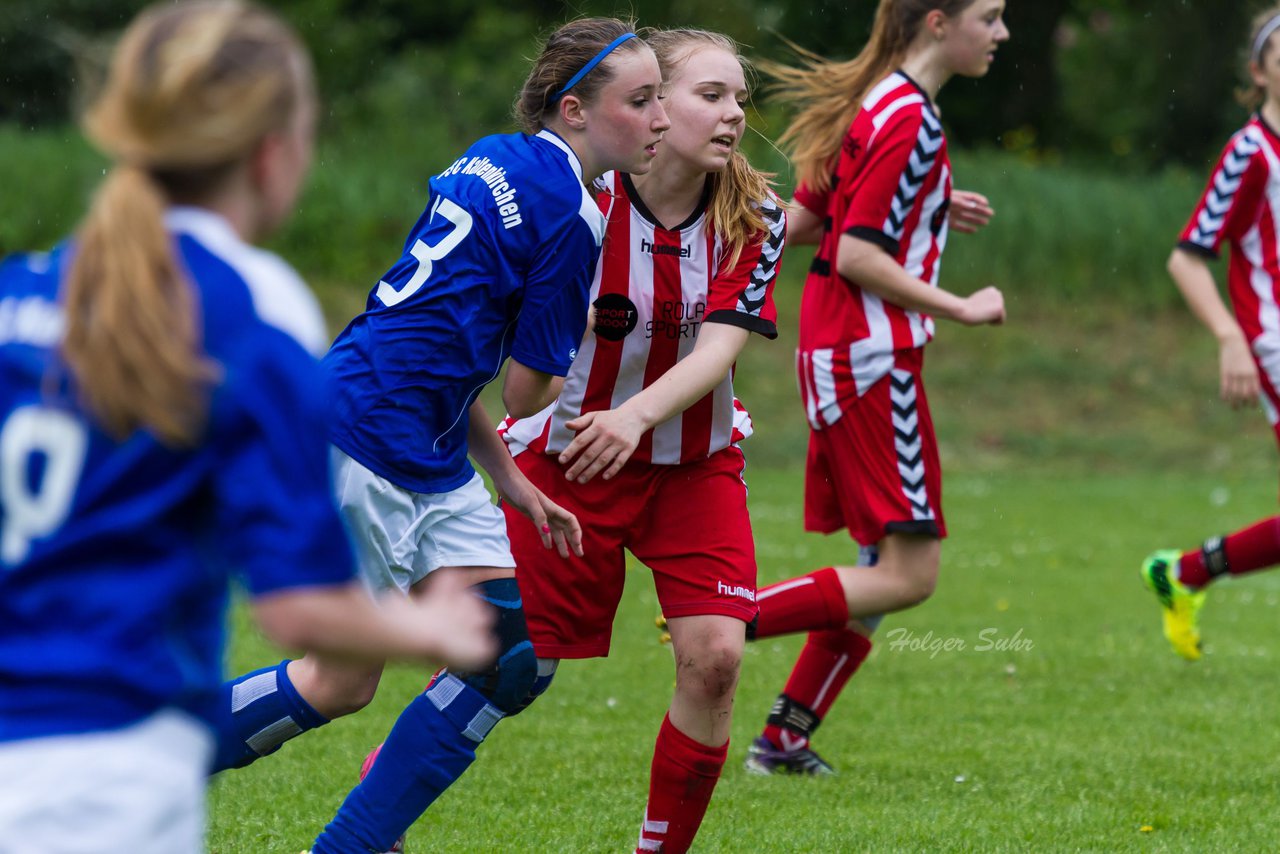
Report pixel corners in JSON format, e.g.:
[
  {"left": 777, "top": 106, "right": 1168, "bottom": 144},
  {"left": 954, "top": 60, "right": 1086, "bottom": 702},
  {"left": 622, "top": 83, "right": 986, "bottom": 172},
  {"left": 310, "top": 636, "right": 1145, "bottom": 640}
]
[
  {"left": 0, "top": 3, "right": 494, "bottom": 852},
  {"left": 209, "top": 16, "right": 670, "bottom": 854}
]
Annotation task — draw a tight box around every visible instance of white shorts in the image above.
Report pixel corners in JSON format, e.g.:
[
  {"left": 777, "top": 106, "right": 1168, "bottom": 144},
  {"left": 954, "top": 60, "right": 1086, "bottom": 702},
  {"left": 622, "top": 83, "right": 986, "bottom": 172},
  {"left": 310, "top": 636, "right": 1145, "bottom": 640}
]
[
  {"left": 0, "top": 710, "right": 213, "bottom": 854},
  {"left": 331, "top": 448, "right": 515, "bottom": 594}
]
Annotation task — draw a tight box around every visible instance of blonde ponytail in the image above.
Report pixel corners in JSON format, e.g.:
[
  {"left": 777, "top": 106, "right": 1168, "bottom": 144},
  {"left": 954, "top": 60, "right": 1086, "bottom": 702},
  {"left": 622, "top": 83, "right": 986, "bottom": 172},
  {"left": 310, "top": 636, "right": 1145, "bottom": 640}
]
[
  {"left": 63, "top": 0, "right": 309, "bottom": 446},
  {"left": 63, "top": 166, "right": 214, "bottom": 445},
  {"left": 762, "top": 0, "right": 975, "bottom": 192}
]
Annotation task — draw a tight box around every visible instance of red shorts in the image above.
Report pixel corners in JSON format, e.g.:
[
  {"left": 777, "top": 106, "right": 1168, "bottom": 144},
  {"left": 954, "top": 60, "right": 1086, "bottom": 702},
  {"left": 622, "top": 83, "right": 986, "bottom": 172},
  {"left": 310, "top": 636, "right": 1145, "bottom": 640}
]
[
  {"left": 804, "top": 359, "right": 946, "bottom": 545},
  {"left": 505, "top": 446, "right": 758, "bottom": 659}
]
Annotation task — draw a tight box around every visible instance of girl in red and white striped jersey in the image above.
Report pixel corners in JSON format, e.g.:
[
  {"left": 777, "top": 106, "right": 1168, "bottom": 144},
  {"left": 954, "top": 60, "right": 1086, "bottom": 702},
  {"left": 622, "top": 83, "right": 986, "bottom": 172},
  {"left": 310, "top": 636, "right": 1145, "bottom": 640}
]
[
  {"left": 500, "top": 29, "right": 784, "bottom": 854},
  {"left": 1140, "top": 6, "right": 1280, "bottom": 661},
  {"left": 740, "top": 0, "right": 1009, "bottom": 777}
]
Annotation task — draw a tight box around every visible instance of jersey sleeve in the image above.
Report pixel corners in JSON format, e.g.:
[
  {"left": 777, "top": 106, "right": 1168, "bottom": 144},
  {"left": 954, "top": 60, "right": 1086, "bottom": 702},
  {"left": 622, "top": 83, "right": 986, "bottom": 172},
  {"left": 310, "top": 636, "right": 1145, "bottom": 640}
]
[
  {"left": 840, "top": 104, "right": 941, "bottom": 256},
  {"left": 508, "top": 215, "right": 598, "bottom": 376},
  {"left": 793, "top": 179, "right": 828, "bottom": 217},
  {"left": 705, "top": 198, "right": 785, "bottom": 339},
  {"left": 210, "top": 329, "right": 355, "bottom": 597},
  {"left": 1178, "top": 132, "right": 1266, "bottom": 260}
]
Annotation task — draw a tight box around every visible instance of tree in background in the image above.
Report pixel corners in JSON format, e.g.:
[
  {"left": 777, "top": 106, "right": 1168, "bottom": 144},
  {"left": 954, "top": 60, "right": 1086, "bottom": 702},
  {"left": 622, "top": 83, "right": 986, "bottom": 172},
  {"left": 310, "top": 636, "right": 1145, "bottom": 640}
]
[{"left": 0, "top": 0, "right": 1266, "bottom": 169}]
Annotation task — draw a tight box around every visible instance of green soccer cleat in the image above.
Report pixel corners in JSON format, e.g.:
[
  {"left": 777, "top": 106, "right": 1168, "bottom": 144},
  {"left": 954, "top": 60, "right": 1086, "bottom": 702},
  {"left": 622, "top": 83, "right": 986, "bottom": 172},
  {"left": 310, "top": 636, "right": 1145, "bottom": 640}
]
[{"left": 1140, "top": 549, "right": 1206, "bottom": 661}]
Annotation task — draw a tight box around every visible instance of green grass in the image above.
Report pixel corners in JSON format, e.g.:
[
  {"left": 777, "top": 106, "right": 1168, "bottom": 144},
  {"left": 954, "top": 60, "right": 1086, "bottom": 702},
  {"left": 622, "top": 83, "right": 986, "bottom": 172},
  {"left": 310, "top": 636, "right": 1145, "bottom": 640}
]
[
  {"left": 0, "top": 122, "right": 1217, "bottom": 316},
  {"left": 209, "top": 468, "right": 1280, "bottom": 853},
  {"left": 8, "top": 118, "right": 1279, "bottom": 852}
]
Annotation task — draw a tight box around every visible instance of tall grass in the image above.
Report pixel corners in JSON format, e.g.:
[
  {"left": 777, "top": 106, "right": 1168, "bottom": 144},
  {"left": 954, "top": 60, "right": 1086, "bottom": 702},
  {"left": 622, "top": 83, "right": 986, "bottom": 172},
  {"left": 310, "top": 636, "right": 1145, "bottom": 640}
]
[
  {"left": 2, "top": 122, "right": 1256, "bottom": 476},
  {"left": 1, "top": 122, "right": 1217, "bottom": 316},
  {"left": 945, "top": 150, "right": 1210, "bottom": 312}
]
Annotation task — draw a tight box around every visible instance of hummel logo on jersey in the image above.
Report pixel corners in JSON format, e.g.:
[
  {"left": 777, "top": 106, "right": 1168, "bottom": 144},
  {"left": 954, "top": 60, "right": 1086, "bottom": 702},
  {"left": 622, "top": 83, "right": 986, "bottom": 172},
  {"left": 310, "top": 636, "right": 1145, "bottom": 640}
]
[
  {"left": 717, "top": 581, "right": 756, "bottom": 602},
  {"left": 640, "top": 238, "right": 691, "bottom": 258}
]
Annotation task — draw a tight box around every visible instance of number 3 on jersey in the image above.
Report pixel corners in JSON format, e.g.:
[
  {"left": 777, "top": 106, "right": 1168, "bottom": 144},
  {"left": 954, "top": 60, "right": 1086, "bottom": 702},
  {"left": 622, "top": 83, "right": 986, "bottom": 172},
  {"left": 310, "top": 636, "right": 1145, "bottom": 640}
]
[
  {"left": 376, "top": 196, "right": 473, "bottom": 307},
  {"left": 1, "top": 406, "right": 88, "bottom": 565}
]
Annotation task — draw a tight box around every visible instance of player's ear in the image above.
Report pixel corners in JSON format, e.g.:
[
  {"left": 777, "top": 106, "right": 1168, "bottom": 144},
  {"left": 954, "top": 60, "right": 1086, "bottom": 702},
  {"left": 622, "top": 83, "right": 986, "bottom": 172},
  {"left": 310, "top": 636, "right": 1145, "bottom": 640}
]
[
  {"left": 558, "top": 94, "right": 588, "bottom": 130},
  {"left": 248, "top": 131, "right": 281, "bottom": 193},
  {"left": 1250, "top": 60, "right": 1268, "bottom": 89}
]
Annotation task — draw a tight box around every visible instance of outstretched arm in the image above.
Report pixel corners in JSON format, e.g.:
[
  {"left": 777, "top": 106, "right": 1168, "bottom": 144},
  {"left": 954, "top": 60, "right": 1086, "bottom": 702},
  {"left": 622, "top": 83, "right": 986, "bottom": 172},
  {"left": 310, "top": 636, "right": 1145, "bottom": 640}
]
[
  {"left": 1168, "top": 246, "right": 1258, "bottom": 407},
  {"left": 252, "top": 575, "right": 495, "bottom": 671},
  {"left": 558, "top": 322, "right": 751, "bottom": 483},
  {"left": 836, "top": 233, "right": 1005, "bottom": 325}
]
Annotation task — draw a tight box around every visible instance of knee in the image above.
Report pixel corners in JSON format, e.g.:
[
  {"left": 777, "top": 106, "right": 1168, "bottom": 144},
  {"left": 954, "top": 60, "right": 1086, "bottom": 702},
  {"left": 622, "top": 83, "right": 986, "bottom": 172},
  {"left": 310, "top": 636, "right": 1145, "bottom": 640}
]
[
  {"left": 897, "top": 571, "right": 937, "bottom": 608},
  {"left": 674, "top": 637, "right": 742, "bottom": 705},
  {"left": 289, "top": 662, "right": 380, "bottom": 719},
  {"left": 298, "top": 680, "right": 377, "bottom": 719},
  {"left": 456, "top": 577, "right": 548, "bottom": 715},
  {"left": 881, "top": 544, "right": 940, "bottom": 610}
]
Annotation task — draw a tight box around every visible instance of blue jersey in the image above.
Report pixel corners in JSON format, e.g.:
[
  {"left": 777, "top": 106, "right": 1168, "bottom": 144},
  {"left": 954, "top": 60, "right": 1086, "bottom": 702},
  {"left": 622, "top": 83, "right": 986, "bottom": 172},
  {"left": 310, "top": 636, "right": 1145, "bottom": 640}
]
[
  {"left": 0, "top": 207, "right": 354, "bottom": 744},
  {"left": 325, "top": 130, "right": 605, "bottom": 493}
]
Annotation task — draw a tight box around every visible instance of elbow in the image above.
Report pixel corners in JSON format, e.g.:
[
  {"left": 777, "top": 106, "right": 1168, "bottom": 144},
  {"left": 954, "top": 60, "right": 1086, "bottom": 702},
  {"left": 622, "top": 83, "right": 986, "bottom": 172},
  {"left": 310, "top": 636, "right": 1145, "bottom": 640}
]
[
  {"left": 501, "top": 392, "right": 544, "bottom": 420},
  {"left": 836, "top": 244, "right": 874, "bottom": 283},
  {"left": 250, "top": 590, "right": 327, "bottom": 650},
  {"left": 254, "top": 610, "right": 313, "bottom": 650},
  {"left": 501, "top": 368, "right": 561, "bottom": 419}
]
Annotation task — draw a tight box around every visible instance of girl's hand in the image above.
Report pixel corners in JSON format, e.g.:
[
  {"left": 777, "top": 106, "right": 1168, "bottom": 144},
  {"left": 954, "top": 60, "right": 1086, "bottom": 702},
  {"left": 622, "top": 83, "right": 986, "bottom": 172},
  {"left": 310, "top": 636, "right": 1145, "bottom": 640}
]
[
  {"left": 496, "top": 472, "right": 583, "bottom": 558},
  {"left": 1219, "top": 335, "right": 1261, "bottom": 408},
  {"left": 950, "top": 190, "right": 994, "bottom": 234},
  {"left": 954, "top": 285, "right": 1006, "bottom": 326},
  {"left": 559, "top": 408, "right": 645, "bottom": 483}
]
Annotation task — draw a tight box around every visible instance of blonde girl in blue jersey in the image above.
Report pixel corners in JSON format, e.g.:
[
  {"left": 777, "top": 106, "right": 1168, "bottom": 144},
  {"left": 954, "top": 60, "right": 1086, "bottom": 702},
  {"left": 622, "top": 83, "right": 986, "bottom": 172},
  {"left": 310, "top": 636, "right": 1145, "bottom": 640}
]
[
  {"left": 209, "top": 17, "right": 671, "bottom": 854},
  {"left": 0, "top": 3, "right": 494, "bottom": 852}
]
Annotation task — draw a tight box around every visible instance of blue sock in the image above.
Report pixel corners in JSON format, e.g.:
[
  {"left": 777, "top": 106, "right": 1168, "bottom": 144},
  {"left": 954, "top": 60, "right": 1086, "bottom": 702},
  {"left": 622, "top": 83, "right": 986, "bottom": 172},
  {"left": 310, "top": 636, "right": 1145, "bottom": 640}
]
[
  {"left": 311, "top": 674, "right": 503, "bottom": 854},
  {"left": 211, "top": 659, "right": 328, "bottom": 773}
]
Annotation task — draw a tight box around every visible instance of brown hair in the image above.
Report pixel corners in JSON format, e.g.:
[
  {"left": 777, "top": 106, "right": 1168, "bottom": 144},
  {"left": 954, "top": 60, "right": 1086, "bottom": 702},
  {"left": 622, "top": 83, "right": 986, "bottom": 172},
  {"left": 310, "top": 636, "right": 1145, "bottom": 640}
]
[
  {"left": 1240, "top": 5, "right": 1280, "bottom": 109},
  {"left": 64, "top": 0, "right": 312, "bottom": 446},
  {"left": 514, "top": 17, "right": 647, "bottom": 134},
  {"left": 762, "top": 0, "right": 976, "bottom": 191},
  {"left": 645, "top": 28, "right": 777, "bottom": 269}
]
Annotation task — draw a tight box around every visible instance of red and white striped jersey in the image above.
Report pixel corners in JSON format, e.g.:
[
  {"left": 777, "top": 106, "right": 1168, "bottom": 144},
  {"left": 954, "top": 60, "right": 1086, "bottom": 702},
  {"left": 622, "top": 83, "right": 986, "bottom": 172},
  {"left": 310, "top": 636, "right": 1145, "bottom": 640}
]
[
  {"left": 502, "top": 171, "right": 784, "bottom": 465},
  {"left": 793, "top": 71, "right": 951, "bottom": 429},
  {"left": 1178, "top": 114, "right": 1280, "bottom": 363}
]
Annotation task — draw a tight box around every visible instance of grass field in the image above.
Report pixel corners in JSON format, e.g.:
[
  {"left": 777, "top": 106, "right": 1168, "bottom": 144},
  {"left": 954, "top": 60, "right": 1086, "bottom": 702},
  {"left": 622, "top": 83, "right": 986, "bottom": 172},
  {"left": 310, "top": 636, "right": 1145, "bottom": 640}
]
[
  {"left": 4, "top": 116, "right": 1265, "bottom": 854},
  {"left": 208, "top": 466, "right": 1280, "bottom": 853}
]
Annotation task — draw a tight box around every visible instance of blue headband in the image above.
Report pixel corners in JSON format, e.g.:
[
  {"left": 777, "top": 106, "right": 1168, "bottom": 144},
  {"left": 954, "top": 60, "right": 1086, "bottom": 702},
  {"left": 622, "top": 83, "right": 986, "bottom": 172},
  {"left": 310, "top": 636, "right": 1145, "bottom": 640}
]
[{"left": 549, "top": 32, "right": 638, "bottom": 104}]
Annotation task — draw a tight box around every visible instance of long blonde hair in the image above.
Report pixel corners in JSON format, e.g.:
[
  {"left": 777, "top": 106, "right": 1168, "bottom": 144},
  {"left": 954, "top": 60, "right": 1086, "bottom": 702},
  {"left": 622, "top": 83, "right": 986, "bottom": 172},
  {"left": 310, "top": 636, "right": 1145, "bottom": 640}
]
[
  {"left": 645, "top": 28, "right": 776, "bottom": 269},
  {"left": 1240, "top": 5, "right": 1280, "bottom": 109},
  {"left": 64, "top": 0, "right": 311, "bottom": 446},
  {"left": 762, "top": 0, "right": 975, "bottom": 191}
]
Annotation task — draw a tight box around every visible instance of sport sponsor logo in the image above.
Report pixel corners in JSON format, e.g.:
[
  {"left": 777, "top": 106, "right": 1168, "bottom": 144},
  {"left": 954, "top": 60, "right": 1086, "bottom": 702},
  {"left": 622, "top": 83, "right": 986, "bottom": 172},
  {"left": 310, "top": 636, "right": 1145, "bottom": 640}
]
[
  {"left": 647, "top": 299, "right": 704, "bottom": 340},
  {"left": 640, "top": 238, "right": 691, "bottom": 258},
  {"left": 717, "top": 580, "right": 755, "bottom": 602},
  {"left": 592, "top": 293, "right": 638, "bottom": 342}
]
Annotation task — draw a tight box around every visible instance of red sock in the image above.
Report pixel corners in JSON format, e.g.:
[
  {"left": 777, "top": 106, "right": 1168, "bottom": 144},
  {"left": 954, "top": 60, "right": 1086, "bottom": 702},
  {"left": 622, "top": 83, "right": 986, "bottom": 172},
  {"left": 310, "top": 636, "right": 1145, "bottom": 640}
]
[
  {"left": 635, "top": 714, "right": 727, "bottom": 854},
  {"left": 1179, "top": 516, "right": 1280, "bottom": 588},
  {"left": 754, "top": 567, "right": 848, "bottom": 639},
  {"left": 762, "top": 629, "right": 872, "bottom": 751}
]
